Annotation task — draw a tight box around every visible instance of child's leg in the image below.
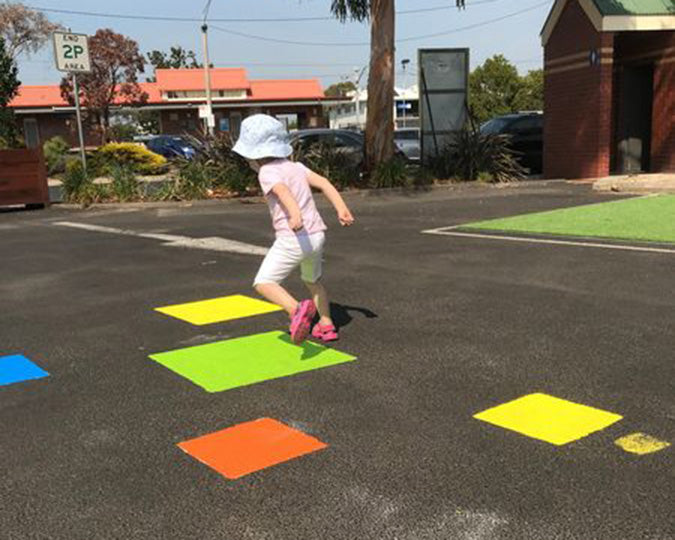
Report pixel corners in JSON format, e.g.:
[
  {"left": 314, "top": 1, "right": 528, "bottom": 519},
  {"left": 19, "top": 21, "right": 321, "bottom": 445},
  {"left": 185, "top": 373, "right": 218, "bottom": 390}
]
[
  {"left": 304, "top": 280, "right": 332, "bottom": 326},
  {"left": 255, "top": 283, "right": 297, "bottom": 317}
]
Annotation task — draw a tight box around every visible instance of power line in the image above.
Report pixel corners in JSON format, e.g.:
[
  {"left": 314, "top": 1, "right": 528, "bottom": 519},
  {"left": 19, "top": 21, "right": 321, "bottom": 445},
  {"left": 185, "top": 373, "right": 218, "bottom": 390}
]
[
  {"left": 210, "top": 1, "right": 550, "bottom": 47},
  {"left": 26, "top": 0, "right": 508, "bottom": 24}
]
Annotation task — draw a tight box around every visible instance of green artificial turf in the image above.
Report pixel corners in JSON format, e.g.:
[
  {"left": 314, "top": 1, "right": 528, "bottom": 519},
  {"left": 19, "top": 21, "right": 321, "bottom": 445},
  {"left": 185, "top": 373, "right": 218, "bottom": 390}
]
[{"left": 462, "top": 195, "right": 675, "bottom": 244}]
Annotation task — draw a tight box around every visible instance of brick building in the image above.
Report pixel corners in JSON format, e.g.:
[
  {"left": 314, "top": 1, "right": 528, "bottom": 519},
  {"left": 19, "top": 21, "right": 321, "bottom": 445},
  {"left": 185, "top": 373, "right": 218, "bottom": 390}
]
[
  {"left": 541, "top": 0, "right": 674, "bottom": 179},
  {"left": 9, "top": 69, "right": 333, "bottom": 147}
]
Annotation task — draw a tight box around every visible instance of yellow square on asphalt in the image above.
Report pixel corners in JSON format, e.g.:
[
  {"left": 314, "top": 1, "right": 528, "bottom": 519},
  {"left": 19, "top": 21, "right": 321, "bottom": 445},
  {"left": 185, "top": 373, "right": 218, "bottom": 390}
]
[
  {"left": 155, "top": 295, "right": 282, "bottom": 326},
  {"left": 474, "top": 393, "right": 623, "bottom": 446},
  {"left": 615, "top": 433, "right": 671, "bottom": 455}
]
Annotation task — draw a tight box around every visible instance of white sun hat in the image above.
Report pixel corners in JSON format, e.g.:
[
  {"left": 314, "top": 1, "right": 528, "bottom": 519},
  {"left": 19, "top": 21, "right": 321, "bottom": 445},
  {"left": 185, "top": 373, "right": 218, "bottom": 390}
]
[{"left": 232, "top": 114, "right": 293, "bottom": 160}]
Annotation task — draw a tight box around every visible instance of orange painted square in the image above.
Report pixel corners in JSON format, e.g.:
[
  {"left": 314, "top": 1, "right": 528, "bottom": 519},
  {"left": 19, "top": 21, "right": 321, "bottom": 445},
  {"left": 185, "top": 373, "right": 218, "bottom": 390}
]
[{"left": 177, "top": 418, "right": 328, "bottom": 479}]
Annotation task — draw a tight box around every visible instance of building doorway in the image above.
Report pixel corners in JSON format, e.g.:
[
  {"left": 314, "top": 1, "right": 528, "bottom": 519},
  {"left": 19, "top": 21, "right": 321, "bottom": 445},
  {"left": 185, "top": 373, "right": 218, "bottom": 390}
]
[{"left": 617, "top": 64, "right": 653, "bottom": 174}]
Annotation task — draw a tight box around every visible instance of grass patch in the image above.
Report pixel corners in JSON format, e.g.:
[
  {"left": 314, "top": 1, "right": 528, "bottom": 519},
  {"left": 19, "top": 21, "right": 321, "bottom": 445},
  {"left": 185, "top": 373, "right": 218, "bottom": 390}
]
[{"left": 462, "top": 195, "right": 675, "bottom": 244}]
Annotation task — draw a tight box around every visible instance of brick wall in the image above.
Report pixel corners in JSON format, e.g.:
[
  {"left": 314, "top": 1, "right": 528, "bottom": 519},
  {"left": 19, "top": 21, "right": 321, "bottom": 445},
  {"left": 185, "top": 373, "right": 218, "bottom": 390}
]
[
  {"left": 544, "top": 0, "right": 615, "bottom": 179},
  {"left": 652, "top": 59, "right": 674, "bottom": 172},
  {"left": 17, "top": 113, "right": 101, "bottom": 148}
]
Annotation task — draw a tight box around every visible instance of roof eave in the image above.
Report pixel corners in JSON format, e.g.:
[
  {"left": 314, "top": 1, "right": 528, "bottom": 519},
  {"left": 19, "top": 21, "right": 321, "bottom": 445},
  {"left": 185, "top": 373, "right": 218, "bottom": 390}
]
[{"left": 541, "top": 0, "right": 675, "bottom": 45}]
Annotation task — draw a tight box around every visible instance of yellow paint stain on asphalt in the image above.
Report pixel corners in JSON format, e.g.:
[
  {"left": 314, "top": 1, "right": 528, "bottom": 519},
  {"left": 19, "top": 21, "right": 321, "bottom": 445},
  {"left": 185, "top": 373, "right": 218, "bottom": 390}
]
[
  {"left": 474, "top": 393, "right": 623, "bottom": 446},
  {"left": 155, "top": 295, "right": 282, "bottom": 326},
  {"left": 615, "top": 433, "right": 671, "bottom": 455}
]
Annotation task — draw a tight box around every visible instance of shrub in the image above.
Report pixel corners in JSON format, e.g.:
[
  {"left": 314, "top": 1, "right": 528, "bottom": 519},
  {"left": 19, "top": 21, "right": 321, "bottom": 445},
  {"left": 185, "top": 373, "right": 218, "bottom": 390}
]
[
  {"left": 95, "top": 142, "right": 168, "bottom": 176},
  {"left": 109, "top": 163, "right": 140, "bottom": 202},
  {"left": 108, "top": 123, "right": 139, "bottom": 142},
  {"left": 43, "top": 136, "right": 70, "bottom": 175},
  {"left": 62, "top": 159, "right": 92, "bottom": 203},
  {"left": 293, "top": 142, "right": 361, "bottom": 190},
  {"left": 427, "top": 122, "right": 526, "bottom": 183},
  {"left": 157, "top": 160, "right": 211, "bottom": 201},
  {"left": 186, "top": 131, "right": 258, "bottom": 196},
  {"left": 369, "top": 156, "right": 410, "bottom": 189}
]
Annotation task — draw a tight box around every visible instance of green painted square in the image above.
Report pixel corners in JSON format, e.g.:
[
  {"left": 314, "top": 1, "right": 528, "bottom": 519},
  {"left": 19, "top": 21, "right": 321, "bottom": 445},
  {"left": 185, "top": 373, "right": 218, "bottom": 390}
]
[{"left": 149, "top": 331, "right": 356, "bottom": 392}]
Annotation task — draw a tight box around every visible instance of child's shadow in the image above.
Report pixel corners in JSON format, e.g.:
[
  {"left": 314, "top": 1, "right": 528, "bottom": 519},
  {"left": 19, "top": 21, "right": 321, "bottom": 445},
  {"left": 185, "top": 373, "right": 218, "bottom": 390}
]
[{"left": 329, "top": 303, "right": 378, "bottom": 331}]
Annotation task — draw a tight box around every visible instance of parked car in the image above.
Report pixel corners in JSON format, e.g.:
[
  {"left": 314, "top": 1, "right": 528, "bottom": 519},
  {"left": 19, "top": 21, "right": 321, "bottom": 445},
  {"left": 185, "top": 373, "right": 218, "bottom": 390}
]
[
  {"left": 290, "top": 129, "right": 365, "bottom": 168},
  {"left": 144, "top": 135, "right": 198, "bottom": 160},
  {"left": 290, "top": 128, "right": 408, "bottom": 167},
  {"left": 394, "top": 128, "right": 420, "bottom": 161},
  {"left": 480, "top": 112, "right": 543, "bottom": 174}
]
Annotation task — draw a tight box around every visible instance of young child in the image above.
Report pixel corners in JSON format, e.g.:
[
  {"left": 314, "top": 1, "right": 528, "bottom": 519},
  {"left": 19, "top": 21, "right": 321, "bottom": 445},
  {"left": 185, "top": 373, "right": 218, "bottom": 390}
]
[{"left": 233, "top": 114, "right": 355, "bottom": 345}]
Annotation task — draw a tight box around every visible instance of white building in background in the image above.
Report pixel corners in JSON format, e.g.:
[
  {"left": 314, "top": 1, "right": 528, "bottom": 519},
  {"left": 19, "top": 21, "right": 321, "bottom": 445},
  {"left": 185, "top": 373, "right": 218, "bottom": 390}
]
[{"left": 327, "top": 86, "right": 420, "bottom": 130}]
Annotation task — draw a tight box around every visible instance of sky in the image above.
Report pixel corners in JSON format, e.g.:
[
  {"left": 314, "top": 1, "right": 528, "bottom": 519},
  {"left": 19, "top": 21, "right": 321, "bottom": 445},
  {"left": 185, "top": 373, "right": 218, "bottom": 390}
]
[{"left": 15, "top": 0, "right": 554, "bottom": 88}]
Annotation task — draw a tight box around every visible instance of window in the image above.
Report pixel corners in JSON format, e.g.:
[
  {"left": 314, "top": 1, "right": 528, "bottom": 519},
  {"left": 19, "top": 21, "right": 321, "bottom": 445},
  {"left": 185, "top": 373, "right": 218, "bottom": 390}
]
[
  {"left": 508, "top": 117, "right": 542, "bottom": 133},
  {"left": 395, "top": 130, "right": 419, "bottom": 141}
]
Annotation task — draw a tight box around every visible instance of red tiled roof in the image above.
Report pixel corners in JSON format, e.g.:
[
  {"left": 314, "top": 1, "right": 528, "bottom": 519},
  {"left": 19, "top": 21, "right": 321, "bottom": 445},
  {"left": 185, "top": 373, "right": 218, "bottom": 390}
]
[
  {"left": 10, "top": 69, "right": 326, "bottom": 109},
  {"left": 250, "top": 79, "right": 324, "bottom": 101},
  {"left": 156, "top": 68, "right": 249, "bottom": 91},
  {"left": 10, "top": 85, "right": 67, "bottom": 108}
]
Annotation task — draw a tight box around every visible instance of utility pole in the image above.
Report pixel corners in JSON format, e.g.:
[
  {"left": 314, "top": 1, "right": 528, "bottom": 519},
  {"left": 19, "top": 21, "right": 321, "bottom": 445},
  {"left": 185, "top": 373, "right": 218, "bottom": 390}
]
[
  {"left": 401, "top": 59, "right": 410, "bottom": 128},
  {"left": 202, "top": 0, "right": 214, "bottom": 135},
  {"left": 353, "top": 65, "right": 368, "bottom": 130},
  {"left": 72, "top": 73, "right": 87, "bottom": 174}
]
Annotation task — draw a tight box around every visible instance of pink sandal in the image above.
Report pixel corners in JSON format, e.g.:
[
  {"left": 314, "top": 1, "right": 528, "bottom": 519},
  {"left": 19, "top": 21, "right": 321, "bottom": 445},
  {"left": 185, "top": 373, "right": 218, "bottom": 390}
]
[
  {"left": 311, "top": 323, "right": 339, "bottom": 343},
  {"left": 289, "top": 300, "right": 316, "bottom": 345}
]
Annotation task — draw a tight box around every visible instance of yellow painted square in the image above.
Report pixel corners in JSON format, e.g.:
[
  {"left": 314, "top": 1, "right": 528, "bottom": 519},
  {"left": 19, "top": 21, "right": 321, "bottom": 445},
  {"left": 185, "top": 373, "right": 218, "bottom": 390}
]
[
  {"left": 474, "top": 393, "right": 623, "bottom": 446},
  {"left": 155, "top": 295, "right": 282, "bottom": 326},
  {"left": 615, "top": 433, "right": 670, "bottom": 455}
]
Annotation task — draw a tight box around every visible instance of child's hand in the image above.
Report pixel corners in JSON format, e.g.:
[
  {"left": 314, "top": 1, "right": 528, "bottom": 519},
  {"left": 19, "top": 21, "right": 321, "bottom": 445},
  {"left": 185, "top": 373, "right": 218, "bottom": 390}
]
[
  {"left": 289, "top": 213, "right": 304, "bottom": 231},
  {"left": 338, "top": 207, "right": 354, "bottom": 227}
]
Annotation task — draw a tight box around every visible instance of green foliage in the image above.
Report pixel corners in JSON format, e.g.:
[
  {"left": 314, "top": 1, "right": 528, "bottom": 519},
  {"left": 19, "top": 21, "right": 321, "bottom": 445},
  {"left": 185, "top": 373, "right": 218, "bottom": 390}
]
[
  {"left": 109, "top": 162, "right": 140, "bottom": 202},
  {"left": 513, "top": 69, "right": 543, "bottom": 112},
  {"left": 95, "top": 142, "right": 168, "bottom": 175},
  {"left": 0, "top": 36, "right": 20, "bottom": 146},
  {"left": 293, "top": 142, "right": 361, "bottom": 190},
  {"left": 427, "top": 120, "right": 526, "bottom": 183},
  {"left": 62, "top": 159, "right": 95, "bottom": 204},
  {"left": 369, "top": 157, "right": 410, "bottom": 189},
  {"left": 187, "top": 131, "right": 258, "bottom": 196},
  {"left": 156, "top": 160, "right": 210, "bottom": 201},
  {"left": 43, "top": 136, "right": 70, "bottom": 175},
  {"left": 469, "top": 55, "right": 543, "bottom": 124},
  {"left": 325, "top": 81, "right": 357, "bottom": 97},
  {"left": 146, "top": 46, "right": 202, "bottom": 81},
  {"left": 108, "top": 123, "right": 139, "bottom": 142}
]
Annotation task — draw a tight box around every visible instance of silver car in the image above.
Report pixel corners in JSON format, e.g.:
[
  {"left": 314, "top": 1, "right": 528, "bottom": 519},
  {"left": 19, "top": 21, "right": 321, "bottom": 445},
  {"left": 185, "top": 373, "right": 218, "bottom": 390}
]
[{"left": 394, "top": 128, "right": 420, "bottom": 161}]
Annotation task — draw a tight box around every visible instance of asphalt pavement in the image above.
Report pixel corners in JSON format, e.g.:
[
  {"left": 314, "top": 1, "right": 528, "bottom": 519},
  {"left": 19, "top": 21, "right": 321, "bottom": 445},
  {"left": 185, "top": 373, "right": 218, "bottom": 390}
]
[{"left": 1, "top": 181, "right": 673, "bottom": 540}]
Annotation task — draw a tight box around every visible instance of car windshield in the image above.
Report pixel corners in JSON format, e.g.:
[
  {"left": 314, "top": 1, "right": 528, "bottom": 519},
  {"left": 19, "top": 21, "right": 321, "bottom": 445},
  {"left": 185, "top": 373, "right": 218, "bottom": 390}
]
[
  {"left": 395, "top": 131, "right": 418, "bottom": 141},
  {"left": 480, "top": 118, "right": 512, "bottom": 135}
]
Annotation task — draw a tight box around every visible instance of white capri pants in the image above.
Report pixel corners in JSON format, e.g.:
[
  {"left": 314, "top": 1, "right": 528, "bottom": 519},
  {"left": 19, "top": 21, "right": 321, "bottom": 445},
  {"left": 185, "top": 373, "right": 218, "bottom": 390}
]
[{"left": 254, "top": 232, "right": 326, "bottom": 286}]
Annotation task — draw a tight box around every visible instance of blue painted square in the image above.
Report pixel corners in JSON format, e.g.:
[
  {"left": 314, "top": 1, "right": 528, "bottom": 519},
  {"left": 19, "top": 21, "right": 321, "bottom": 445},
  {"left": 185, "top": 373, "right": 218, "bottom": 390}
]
[{"left": 0, "top": 355, "right": 49, "bottom": 387}]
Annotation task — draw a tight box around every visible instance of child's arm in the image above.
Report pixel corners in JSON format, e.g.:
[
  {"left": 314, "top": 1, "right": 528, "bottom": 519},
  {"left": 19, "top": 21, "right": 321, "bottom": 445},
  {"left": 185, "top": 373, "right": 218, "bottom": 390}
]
[
  {"left": 271, "top": 183, "right": 304, "bottom": 231},
  {"left": 306, "top": 170, "right": 355, "bottom": 227}
]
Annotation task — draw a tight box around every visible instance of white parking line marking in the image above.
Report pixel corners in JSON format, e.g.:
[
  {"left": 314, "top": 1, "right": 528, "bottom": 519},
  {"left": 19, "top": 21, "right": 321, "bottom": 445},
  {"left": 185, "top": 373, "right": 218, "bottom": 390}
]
[
  {"left": 422, "top": 227, "right": 675, "bottom": 255},
  {"left": 54, "top": 221, "right": 269, "bottom": 256}
]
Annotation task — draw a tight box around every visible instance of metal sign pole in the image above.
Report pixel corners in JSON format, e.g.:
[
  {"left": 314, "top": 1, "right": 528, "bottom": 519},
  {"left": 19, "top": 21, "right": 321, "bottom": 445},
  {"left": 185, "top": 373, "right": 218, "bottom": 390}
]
[{"left": 72, "top": 73, "right": 87, "bottom": 174}]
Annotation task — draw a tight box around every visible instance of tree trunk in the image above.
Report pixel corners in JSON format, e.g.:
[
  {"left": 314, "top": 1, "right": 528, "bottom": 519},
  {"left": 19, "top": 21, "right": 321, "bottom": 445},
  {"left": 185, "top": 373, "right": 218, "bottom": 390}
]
[{"left": 365, "top": 0, "right": 395, "bottom": 171}]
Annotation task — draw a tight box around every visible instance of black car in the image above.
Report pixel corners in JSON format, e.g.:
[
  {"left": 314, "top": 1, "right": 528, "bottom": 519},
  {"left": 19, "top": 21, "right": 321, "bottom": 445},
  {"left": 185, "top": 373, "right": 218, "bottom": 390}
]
[
  {"left": 290, "top": 128, "right": 407, "bottom": 167},
  {"left": 145, "top": 135, "right": 199, "bottom": 160},
  {"left": 290, "top": 129, "right": 365, "bottom": 168},
  {"left": 480, "top": 112, "right": 543, "bottom": 174}
]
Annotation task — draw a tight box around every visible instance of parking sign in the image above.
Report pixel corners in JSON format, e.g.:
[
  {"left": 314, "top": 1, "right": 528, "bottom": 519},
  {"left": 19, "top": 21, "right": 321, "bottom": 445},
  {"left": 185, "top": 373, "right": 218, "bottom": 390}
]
[{"left": 53, "top": 32, "right": 91, "bottom": 73}]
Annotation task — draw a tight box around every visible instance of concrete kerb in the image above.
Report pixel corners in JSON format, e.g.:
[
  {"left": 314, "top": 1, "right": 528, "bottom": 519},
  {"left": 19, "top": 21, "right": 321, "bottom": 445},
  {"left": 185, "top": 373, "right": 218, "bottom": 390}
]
[{"left": 593, "top": 174, "right": 675, "bottom": 194}]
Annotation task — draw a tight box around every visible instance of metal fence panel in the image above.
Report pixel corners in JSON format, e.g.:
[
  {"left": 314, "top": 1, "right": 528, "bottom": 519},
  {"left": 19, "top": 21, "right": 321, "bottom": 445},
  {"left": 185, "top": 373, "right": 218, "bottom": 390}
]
[{"left": 418, "top": 48, "right": 469, "bottom": 161}]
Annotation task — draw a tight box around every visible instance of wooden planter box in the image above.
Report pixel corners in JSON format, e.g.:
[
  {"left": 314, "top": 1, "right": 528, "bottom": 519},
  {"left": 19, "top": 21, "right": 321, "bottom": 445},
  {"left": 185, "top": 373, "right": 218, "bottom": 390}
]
[{"left": 0, "top": 148, "right": 49, "bottom": 208}]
